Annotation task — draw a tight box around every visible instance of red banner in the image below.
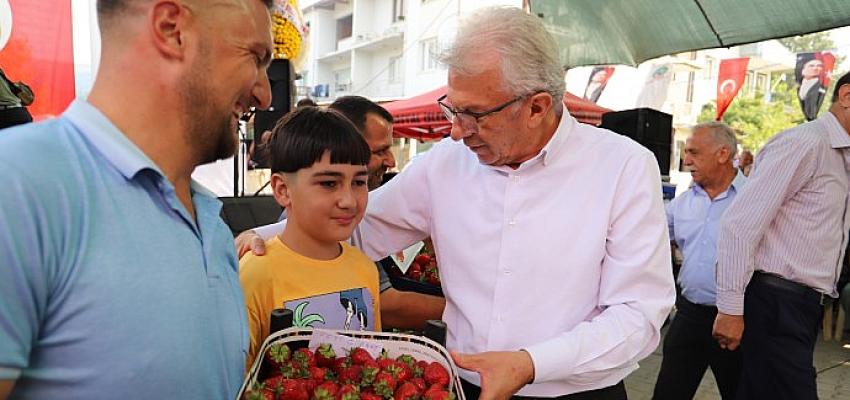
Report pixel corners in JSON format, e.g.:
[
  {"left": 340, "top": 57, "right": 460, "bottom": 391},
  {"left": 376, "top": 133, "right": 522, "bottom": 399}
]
[
  {"left": 0, "top": 0, "right": 75, "bottom": 120},
  {"left": 716, "top": 58, "right": 749, "bottom": 121}
]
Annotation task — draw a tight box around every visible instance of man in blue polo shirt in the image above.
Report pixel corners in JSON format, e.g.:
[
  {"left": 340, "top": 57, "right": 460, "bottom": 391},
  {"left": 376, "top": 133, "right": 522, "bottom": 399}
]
[
  {"left": 653, "top": 122, "right": 747, "bottom": 400},
  {"left": 0, "top": 0, "right": 274, "bottom": 398}
]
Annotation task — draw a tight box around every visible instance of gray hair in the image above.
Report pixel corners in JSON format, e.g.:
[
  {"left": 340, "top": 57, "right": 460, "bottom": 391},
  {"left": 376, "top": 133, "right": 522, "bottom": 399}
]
[
  {"left": 692, "top": 121, "right": 738, "bottom": 159},
  {"left": 439, "top": 7, "right": 565, "bottom": 113}
]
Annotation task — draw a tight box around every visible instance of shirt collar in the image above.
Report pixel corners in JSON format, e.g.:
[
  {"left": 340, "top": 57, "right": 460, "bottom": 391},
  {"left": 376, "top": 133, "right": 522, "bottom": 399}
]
[
  {"left": 693, "top": 168, "right": 748, "bottom": 198},
  {"left": 64, "top": 99, "right": 164, "bottom": 180},
  {"left": 823, "top": 111, "right": 850, "bottom": 149},
  {"left": 730, "top": 169, "right": 748, "bottom": 191},
  {"left": 539, "top": 110, "right": 573, "bottom": 167}
]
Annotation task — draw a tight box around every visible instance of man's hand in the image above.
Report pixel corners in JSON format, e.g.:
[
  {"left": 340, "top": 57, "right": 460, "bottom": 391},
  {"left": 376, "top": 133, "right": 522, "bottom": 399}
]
[
  {"left": 712, "top": 312, "right": 744, "bottom": 351},
  {"left": 451, "top": 350, "right": 534, "bottom": 400},
  {"left": 234, "top": 230, "right": 267, "bottom": 258}
]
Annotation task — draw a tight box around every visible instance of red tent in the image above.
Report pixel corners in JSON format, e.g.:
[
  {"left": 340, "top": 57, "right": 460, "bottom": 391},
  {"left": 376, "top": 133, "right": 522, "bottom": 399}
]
[{"left": 383, "top": 86, "right": 612, "bottom": 140}]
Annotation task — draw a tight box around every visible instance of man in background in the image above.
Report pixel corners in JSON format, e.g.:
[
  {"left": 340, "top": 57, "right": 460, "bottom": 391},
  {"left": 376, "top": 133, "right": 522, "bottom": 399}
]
[{"left": 653, "top": 122, "right": 745, "bottom": 399}]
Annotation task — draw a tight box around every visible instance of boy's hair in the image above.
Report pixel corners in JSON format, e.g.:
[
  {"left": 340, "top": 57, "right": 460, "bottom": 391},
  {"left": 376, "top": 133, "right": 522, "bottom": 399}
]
[{"left": 269, "top": 107, "right": 371, "bottom": 173}]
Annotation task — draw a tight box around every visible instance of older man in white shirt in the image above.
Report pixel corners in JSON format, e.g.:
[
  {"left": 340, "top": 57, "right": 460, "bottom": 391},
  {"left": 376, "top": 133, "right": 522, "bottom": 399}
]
[{"left": 242, "top": 6, "right": 674, "bottom": 399}]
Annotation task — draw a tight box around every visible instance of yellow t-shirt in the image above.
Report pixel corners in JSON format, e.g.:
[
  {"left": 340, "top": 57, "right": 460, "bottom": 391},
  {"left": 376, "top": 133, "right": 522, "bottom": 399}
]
[{"left": 239, "top": 237, "right": 381, "bottom": 368}]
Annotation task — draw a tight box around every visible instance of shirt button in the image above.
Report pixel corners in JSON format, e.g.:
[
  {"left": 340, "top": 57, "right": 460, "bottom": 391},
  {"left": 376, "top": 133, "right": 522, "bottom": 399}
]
[
  {"left": 508, "top": 220, "right": 517, "bottom": 226},
  {"left": 504, "top": 269, "right": 512, "bottom": 275}
]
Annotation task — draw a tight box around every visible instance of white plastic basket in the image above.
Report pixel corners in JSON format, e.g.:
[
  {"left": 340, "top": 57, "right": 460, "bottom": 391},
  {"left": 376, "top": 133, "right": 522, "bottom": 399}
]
[{"left": 238, "top": 327, "right": 466, "bottom": 400}]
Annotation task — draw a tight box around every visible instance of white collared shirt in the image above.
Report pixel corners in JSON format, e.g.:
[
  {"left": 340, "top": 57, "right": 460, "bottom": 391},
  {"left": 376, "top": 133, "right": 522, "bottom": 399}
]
[
  {"left": 254, "top": 112, "right": 674, "bottom": 395},
  {"left": 353, "top": 112, "right": 674, "bottom": 395}
]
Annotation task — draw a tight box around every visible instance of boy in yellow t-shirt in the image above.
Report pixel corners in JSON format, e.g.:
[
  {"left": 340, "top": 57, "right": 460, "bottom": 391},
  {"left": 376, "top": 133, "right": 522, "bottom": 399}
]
[{"left": 239, "top": 107, "right": 381, "bottom": 368}]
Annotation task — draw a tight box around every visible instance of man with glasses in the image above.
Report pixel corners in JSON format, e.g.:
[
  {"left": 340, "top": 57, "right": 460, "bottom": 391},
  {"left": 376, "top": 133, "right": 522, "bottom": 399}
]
[
  {"left": 240, "top": 7, "right": 674, "bottom": 399},
  {"left": 713, "top": 71, "right": 850, "bottom": 399}
]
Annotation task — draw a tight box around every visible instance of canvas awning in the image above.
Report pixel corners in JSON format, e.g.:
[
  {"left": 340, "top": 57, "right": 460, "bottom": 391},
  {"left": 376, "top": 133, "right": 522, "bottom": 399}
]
[
  {"left": 383, "top": 86, "right": 611, "bottom": 140},
  {"left": 529, "top": 0, "right": 850, "bottom": 68}
]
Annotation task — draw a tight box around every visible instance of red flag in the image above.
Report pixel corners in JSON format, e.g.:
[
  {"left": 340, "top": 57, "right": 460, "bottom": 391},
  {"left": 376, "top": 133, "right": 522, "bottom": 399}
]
[
  {"left": 716, "top": 58, "right": 749, "bottom": 121},
  {"left": 0, "top": 0, "right": 75, "bottom": 120}
]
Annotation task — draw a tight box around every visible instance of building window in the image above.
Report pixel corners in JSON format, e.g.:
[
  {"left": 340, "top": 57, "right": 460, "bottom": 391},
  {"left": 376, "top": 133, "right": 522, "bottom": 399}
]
[
  {"left": 420, "top": 38, "right": 440, "bottom": 71},
  {"left": 336, "top": 15, "right": 353, "bottom": 41},
  {"left": 704, "top": 56, "right": 715, "bottom": 79},
  {"left": 334, "top": 68, "right": 351, "bottom": 93},
  {"left": 388, "top": 56, "right": 402, "bottom": 83},
  {"left": 686, "top": 71, "right": 695, "bottom": 102},
  {"left": 392, "top": 0, "right": 405, "bottom": 22}
]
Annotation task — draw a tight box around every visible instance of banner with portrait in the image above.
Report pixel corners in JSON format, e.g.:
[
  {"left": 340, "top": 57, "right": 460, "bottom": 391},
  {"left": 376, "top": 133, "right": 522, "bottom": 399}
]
[
  {"left": 636, "top": 63, "right": 672, "bottom": 111},
  {"left": 582, "top": 66, "right": 615, "bottom": 103},
  {"left": 795, "top": 52, "right": 836, "bottom": 121},
  {"left": 0, "top": 0, "right": 75, "bottom": 120},
  {"left": 716, "top": 58, "right": 749, "bottom": 121}
]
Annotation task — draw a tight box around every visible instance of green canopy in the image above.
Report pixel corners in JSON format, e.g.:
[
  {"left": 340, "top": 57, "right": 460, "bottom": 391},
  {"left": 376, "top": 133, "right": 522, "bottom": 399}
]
[{"left": 530, "top": 0, "right": 850, "bottom": 68}]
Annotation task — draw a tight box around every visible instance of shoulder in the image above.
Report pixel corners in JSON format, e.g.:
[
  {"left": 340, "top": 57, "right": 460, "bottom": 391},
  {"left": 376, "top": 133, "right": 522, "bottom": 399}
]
[
  {"left": 239, "top": 239, "right": 284, "bottom": 285},
  {"left": 341, "top": 243, "right": 378, "bottom": 269},
  {"left": 569, "top": 122, "right": 656, "bottom": 167},
  {"left": 764, "top": 120, "right": 826, "bottom": 151}
]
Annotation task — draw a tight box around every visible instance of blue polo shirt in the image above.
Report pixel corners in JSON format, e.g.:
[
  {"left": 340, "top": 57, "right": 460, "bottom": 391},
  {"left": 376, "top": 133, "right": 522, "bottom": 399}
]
[
  {"left": 0, "top": 100, "right": 248, "bottom": 399},
  {"left": 666, "top": 171, "right": 748, "bottom": 305}
]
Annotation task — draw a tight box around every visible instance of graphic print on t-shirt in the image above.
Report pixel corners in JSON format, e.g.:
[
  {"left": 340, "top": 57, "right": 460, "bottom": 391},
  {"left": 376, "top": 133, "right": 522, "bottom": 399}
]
[{"left": 284, "top": 287, "right": 375, "bottom": 331}]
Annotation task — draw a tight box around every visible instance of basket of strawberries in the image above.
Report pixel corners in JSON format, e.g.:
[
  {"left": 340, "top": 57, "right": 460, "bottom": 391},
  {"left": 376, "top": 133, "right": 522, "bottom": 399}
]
[{"left": 239, "top": 327, "right": 464, "bottom": 400}]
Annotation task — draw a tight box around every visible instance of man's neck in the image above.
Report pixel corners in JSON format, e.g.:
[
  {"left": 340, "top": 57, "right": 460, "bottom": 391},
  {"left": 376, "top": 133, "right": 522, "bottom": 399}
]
[
  {"left": 88, "top": 64, "right": 198, "bottom": 218},
  {"left": 700, "top": 166, "right": 738, "bottom": 199}
]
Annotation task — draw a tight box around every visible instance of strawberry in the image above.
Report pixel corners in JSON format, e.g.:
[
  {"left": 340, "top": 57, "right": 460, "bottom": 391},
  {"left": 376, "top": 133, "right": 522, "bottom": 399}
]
[
  {"left": 294, "top": 348, "right": 317, "bottom": 368},
  {"left": 338, "top": 365, "right": 362, "bottom": 384},
  {"left": 413, "top": 361, "right": 428, "bottom": 378},
  {"left": 244, "top": 381, "right": 276, "bottom": 400},
  {"left": 377, "top": 353, "right": 395, "bottom": 371},
  {"left": 309, "top": 366, "right": 328, "bottom": 382},
  {"left": 266, "top": 343, "right": 292, "bottom": 370},
  {"left": 337, "top": 384, "right": 361, "bottom": 400},
  {"left": 409, "top": 377, "right": 427, "bottom": 392},
  {"left": 332, "top": 356, "right": 352, "bottom": 375},
  {"left": 313, "top": 381, "right": 339, "bottom": 400},
  {"left": 316, "top": 344, "right": 337, "bottom": 368},
  {"left": 393, "top": 381, "right": 421, "bottom": 400},
  {"left": 263, "top": 375, "right": 286, "bottom": 393},
  {"left": 408, "top": 269, "right": 423, "bottom": 282},
  {"left": 386, "top": 362, "right": 412, "bottom": 383},
  {"left": 359, "top": 390, "right": 382, "bottom": 400},
  {"left": 349, "top": 347, "right": 374, "bottom": 366},
  {"left": 372, "top": 371, "right": 398, "bottom": 398},
  {"left": 422, "top": 388, "right": 453, "bottom": 400},
  {"left": 425, "top": 273, "right": 440, "bottom": 286},
  {"left": 414, "top": 254, "right": 431, "bottom": 265},
  {"left": 281, "top": 359, "right": 307, "bottom": 379},
  {"left": 279, "top": 379, "right": 309, "bottom": 400},
  {"left": 422, "top": 362, "right": 449, "bottom": 387},
  {"left": 360, "top": 364, "right": 380, "bottom": 387},
  {"left": 396, "top": 354, "right": 416, "bottom": 368}
]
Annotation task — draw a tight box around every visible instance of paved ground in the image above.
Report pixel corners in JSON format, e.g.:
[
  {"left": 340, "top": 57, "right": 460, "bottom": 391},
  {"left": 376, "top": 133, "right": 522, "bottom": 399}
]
[{"left": 624, "top": 328, "right": 850, "bottom": 399}]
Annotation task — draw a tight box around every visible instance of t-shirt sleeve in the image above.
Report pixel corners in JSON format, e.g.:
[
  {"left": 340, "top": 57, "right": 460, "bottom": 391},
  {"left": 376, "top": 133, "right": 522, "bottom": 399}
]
[
  {"left": 376, "top": 259, "right": 392, "bottom": 293},
  {"left": 239, "top": 255, "right": 274, "bottom": 371}
]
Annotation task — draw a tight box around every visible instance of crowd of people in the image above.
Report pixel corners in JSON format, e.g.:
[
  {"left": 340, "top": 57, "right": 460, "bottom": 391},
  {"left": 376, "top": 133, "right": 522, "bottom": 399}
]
[{"left": 1, "top": 1, "right": 850, "bottom": 400}]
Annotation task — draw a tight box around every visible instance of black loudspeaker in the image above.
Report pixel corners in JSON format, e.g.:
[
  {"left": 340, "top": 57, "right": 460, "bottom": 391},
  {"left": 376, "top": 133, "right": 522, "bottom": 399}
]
[
  {"left": 254, "top": 59, "right": 295, "bottom": 135},
  {"left": 600, "top": 108, "right": 673, "bottom": 175},
  {"left": 219, "top": 195, "right": 283, "bottom": 237}
]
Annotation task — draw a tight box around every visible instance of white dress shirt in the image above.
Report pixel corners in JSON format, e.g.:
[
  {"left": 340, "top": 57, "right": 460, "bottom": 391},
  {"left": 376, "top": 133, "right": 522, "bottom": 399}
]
[{"left": 254, "top": 112, "right": 675, "bottom": 396}]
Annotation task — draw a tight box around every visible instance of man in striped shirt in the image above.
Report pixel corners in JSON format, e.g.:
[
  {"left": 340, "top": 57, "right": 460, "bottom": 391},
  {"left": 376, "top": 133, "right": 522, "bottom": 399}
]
[{"left": 713, "top": 71, "right": 850, "bottom": 399}]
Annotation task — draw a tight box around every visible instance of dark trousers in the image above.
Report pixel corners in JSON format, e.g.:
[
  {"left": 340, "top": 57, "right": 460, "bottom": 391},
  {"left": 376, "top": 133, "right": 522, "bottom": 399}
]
[
  {"left": 461, "top": 379, "right": 626, "bottom": 400},
  {"left": 0, "top": 106, "right": 32, "bottom": 130},
  {"left": 652, "top": 297, "right": 742, "bottom": 399},
  {"left": 737, "top": 272, "right": 823, "bottom": 400}
]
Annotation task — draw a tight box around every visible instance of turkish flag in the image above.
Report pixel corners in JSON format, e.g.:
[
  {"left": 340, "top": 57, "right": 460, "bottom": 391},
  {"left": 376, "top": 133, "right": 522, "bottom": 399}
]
[
  {"left": 0, "top": 0, "right": 75, "bottom": 120},
  {"left": 716, "top": 58, "right": 749, "bottom": 121}
]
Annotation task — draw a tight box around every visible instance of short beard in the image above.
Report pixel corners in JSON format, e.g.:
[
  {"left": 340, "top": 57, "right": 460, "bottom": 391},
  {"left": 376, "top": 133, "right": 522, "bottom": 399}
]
[{"left": 179, "top": 50, "right": 238, "bottom": 166}]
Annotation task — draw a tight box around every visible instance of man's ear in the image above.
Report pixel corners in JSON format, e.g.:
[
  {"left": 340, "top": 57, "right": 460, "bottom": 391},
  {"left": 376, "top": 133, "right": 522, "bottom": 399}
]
[
  {"left": 527, "top": 92, "right": 554, "bottom": 129},
  {"left": 838, "top": 83, "right": 850, "bottom": 109},
  {"left": 150, "top": 1, "right": 190, "bottom": 60},
  {"left": 271, "top": 173, "right": 292, "bottom": 208},
  {"left": 717, "top": 146, "right": 732, "bottom": 164}
]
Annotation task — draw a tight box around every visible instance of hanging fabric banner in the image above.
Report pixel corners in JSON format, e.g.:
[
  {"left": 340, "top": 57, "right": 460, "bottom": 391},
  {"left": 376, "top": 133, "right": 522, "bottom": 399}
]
[
  {"left": 636, "top": 63, "right": 673, "bottom": 111},
  {"left": 0, "top": 0, "right": 75, "bottom": 120},
  {"left": 795, "top": 51, "right": 836, "bottom": 121},
  {"left": 583, "top": 66, "right": 615, "bottom": 103},
  {"left": 716, "top": 58, "right": 749, "bottom": 121}
]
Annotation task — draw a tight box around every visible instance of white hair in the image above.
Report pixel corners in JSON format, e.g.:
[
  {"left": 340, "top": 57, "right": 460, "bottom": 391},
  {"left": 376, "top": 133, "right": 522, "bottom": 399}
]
[
  {"left": 439, "top": 6, "right": 564, "bottom": 113},
  {"left": 693, "top": 121, "right": 738, "bottom": 159}
]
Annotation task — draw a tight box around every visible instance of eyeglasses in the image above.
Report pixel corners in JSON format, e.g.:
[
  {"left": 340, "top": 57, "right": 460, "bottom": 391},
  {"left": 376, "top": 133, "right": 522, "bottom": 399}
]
[{"left": 437, "top": 91, "right": 544, "bottom": 127}]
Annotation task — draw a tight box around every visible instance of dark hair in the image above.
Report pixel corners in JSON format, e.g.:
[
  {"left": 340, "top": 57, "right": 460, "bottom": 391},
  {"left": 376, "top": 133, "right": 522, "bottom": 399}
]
[
  {"left": 269, "top": 107, "right": 371, "bottom": 173},
  {"left": 329, "top": 96, "right": 393, "bottom": 133},
  {"left": 296, "top": 98, "right": 318, "bottom": 108},
  {"left": 832, "top": 71, "right": 850, "bottom": 103}
]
